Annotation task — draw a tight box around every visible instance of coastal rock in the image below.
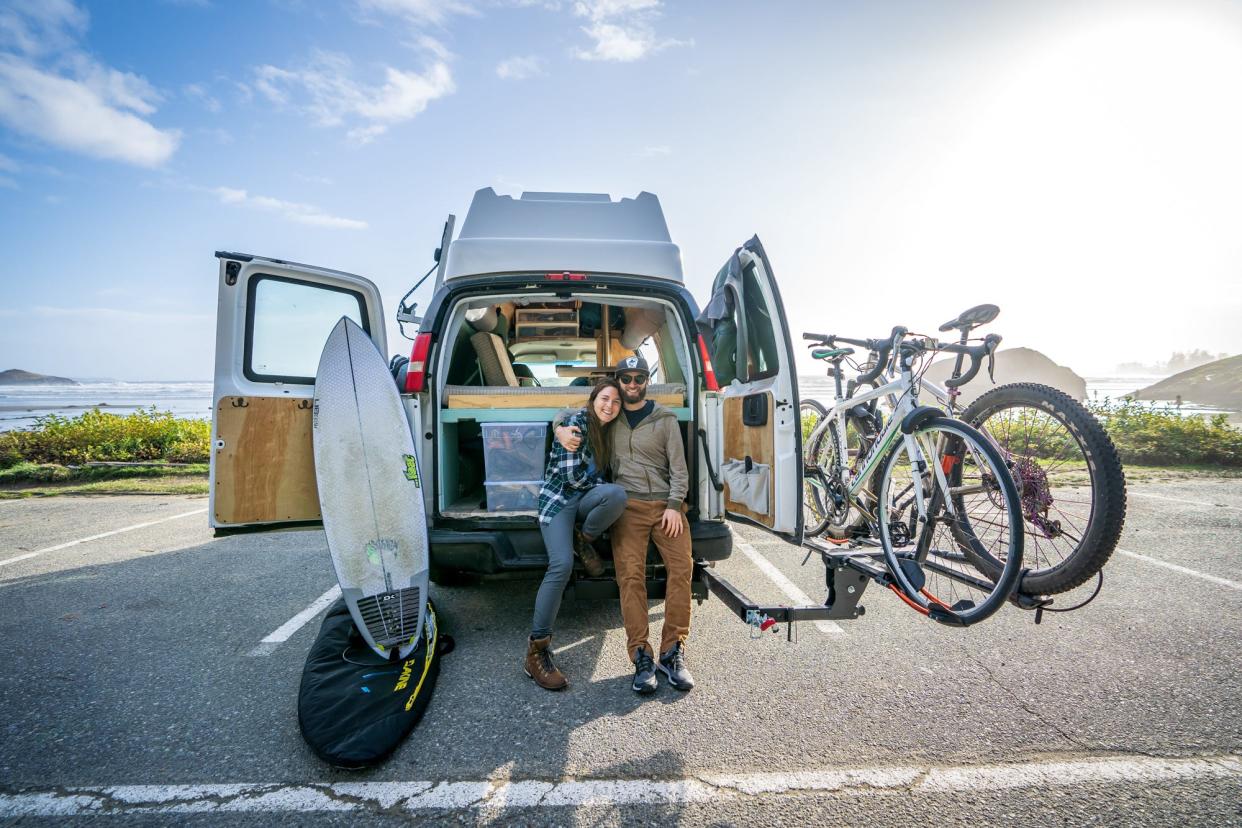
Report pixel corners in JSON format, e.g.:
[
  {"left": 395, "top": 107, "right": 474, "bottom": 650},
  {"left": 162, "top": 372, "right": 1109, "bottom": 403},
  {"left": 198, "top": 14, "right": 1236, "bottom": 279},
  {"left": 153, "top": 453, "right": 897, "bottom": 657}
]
[
  {"left": 1133, "top": 354, "right": 1242, "bottom": 409},
  {"left": 0, "top": 369, "right": 78, "bottom": 386},
  {"left": 922, "top": 347, "right": 1086, "bottom": 406}
]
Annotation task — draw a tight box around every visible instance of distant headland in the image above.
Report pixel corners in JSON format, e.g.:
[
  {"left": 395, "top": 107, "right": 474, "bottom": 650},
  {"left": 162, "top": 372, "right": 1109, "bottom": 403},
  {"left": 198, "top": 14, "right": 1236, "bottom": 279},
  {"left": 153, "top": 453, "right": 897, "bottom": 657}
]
[
  {"left": 0, "top": 369, "right": 79, "bottom": 386},
  {"left": 1134, "top": 355, "right": 1242, "bottom": 410}
]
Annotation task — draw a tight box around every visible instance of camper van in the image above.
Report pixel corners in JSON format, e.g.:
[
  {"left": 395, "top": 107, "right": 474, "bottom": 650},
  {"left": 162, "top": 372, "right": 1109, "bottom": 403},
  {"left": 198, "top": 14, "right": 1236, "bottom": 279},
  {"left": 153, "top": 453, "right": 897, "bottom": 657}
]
[{"left": 210, "top": 188, "right": 803, "bottom": 590}]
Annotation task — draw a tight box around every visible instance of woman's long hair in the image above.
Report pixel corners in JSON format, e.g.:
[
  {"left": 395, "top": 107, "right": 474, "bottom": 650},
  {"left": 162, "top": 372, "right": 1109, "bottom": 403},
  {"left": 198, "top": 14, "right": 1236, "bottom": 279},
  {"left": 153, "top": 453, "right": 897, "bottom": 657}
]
[{"left": 585, "top": 378, "right": 622, "bottom": 472}]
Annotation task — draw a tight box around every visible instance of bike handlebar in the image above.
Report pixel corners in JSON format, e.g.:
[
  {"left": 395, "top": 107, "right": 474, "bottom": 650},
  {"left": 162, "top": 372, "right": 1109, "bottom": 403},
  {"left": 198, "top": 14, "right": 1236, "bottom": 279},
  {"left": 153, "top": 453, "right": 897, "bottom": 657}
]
[
  {"left": 940, "top": 333, "right": 1002, "bottom": 387},
  {"left": 803, "top": 327, "right": 907, "bottom": 384}
]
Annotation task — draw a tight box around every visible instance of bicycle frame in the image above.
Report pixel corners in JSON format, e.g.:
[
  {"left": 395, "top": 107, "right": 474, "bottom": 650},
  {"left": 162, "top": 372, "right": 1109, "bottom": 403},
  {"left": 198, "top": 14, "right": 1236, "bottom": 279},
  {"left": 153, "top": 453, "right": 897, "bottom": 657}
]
[{"left": 808, "top": 358, "right": 956, "bottom": 523}]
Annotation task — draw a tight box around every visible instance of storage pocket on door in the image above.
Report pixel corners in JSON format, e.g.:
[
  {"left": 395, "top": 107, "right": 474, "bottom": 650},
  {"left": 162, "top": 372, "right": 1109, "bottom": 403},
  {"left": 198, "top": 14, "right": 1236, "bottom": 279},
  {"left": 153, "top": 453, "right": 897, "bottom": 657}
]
[{"left": 721, "top": 458, "right": 771, "bottom": 515}]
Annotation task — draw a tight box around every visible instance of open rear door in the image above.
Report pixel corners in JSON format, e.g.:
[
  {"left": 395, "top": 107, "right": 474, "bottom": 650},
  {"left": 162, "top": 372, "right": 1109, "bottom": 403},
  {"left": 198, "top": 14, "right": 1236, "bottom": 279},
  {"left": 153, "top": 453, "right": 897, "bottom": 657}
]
[
  {"left": 210, "top": 252, "right": 386, "bottom": 531},
  {"left": 698, "top": 237, "right": 802, "bottom": 543}
]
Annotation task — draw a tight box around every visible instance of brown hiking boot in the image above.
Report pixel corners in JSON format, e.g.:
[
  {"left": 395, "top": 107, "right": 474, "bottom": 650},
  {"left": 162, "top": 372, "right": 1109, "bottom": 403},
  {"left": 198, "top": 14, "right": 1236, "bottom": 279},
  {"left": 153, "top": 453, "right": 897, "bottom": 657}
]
[
  {"left": 573, "top": 529, "right": 606, "bottom": 578},
  {"left": 524, "top": 636, "right": 568, "bottom": 690}
]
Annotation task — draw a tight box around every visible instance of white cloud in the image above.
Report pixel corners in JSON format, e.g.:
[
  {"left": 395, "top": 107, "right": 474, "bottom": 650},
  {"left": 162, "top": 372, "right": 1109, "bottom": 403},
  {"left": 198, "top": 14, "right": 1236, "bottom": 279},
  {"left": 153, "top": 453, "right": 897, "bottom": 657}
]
[
  {"left": 29, "top": 305, "right": 212, "bottom": 323},
  {"left": 0, "top": 0, "right": 88, "bottom": 58},
  {"left": 355, "top": 0, "right": 476, "bottom": 26},
  {"left": 569, "top": 0, "right": 687, "bottom": 62},
  {"left": 573, "top": 0, "right": 658, "bottom": 20},
  {"left": 254, "top": 53, "right": 454, "bottom": 142},
  {"left": 0, "top": 2, "right": 180, "bottom": 167},
  {"left": 0, "top": 56, "right": 180, "bottom": 167},
  {"left": 184, "top": 82, "right": 222, "bottom": 113},
  {"left": 213, "top": 186, "right": 368, "bottom": 230},
  {"left": 496, "top": 55, "right": 545, "bottom": 80}
]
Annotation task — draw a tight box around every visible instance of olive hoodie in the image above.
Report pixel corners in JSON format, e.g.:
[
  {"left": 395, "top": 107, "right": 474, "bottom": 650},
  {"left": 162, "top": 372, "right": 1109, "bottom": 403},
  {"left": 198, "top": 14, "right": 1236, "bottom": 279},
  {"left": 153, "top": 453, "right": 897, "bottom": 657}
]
[{"left": 609, "top": 402, "right": 688, "bottom": 511}]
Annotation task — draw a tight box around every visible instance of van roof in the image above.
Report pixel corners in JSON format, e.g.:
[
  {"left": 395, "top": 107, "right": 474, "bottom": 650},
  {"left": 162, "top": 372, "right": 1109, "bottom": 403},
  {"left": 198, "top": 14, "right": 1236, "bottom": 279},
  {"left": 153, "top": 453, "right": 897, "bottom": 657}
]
[{"left": 442, "top": 188, "right": 684, "bottom": 283}]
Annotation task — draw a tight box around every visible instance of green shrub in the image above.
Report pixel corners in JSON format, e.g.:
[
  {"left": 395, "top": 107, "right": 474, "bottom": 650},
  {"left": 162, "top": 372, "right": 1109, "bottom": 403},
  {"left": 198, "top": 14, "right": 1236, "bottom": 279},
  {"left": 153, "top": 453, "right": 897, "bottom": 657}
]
[
  {"left": 1089, "top": 400, "right": 1242, "bottom": 467},
  {"left": 0, "top": 408, "right": 211, "bottom": 469}
]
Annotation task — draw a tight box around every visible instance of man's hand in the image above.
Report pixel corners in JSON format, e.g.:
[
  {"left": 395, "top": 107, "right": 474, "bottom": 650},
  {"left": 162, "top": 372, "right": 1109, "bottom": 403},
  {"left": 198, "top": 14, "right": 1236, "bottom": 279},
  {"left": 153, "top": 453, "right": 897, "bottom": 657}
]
[
  {"left": 660, "top": 508, "right": 684, "bottom": 538},
  {"left": 555, "top": 425, "right": 582, "bottom": 451}
]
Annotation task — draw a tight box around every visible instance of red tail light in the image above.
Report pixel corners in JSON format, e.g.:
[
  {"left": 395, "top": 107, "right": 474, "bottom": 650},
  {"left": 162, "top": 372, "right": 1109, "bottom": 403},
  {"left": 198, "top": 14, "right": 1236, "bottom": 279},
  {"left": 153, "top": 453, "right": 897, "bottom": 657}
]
[
  {"left": 546, "top": 272, "right": 587, "bottom": 281},
  {"left": 405, "top": 332, "right": 434, "bottom": 393},
  {"left": 697, "top": 334, "right": 719, "bottom": 392}
]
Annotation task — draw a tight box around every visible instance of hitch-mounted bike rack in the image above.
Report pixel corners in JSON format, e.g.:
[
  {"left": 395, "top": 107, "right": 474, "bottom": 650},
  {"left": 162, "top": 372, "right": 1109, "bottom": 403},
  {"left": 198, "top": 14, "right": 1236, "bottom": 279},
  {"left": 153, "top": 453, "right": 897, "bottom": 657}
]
[{"left": 698, "top": 536, "right": 1058, "bottom": 637}]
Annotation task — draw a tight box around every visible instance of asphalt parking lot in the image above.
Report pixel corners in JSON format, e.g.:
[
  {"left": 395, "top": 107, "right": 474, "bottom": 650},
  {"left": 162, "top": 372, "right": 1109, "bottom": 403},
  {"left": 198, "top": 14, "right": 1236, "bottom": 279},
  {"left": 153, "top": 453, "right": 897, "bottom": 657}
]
[{"left": 0, "top": 479, "right": 1239, "bottom": 826}]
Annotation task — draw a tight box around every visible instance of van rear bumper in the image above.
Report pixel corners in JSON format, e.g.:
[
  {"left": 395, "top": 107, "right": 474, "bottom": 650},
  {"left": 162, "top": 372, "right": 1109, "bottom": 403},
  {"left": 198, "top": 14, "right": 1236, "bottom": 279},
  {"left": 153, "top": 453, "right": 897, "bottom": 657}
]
[{"left": 429, "top": 519, "right": 732, "bottom": 575}]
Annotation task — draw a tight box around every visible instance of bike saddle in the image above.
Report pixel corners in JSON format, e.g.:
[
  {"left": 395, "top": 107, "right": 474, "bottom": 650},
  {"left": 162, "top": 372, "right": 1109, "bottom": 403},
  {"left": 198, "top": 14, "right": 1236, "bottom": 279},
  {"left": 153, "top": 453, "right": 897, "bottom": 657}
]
[
  {"left": 811, "top": 346, "right": 855, "bottom": 361},
  {"left": 938, "top": 303, "right": 1000, "bottom": 333}
]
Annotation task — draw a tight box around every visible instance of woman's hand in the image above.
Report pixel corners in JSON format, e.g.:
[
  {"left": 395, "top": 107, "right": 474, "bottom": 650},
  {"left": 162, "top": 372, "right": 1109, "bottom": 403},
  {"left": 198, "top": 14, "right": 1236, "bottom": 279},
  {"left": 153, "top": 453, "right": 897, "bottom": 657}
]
[
  {"left": 555, "top": 425, "right": 583, "bottom": 452},
  {"left": 660, "top": 508, "right": 684, "bottom": 538}
]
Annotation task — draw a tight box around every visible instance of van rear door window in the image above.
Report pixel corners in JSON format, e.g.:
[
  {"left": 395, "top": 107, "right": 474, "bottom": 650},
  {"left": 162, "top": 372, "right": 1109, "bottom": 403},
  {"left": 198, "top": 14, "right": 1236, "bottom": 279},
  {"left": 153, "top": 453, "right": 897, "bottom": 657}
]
[{"left": 245, "top": 274, "right": 369, "bottom": 383}]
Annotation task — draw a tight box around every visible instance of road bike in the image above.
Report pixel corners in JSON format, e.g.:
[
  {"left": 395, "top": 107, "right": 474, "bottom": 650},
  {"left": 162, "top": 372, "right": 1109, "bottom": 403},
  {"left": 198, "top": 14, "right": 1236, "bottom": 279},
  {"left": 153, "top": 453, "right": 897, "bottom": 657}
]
[{"left": 799, "top": 326, "right": 1025, "bottom": 626}]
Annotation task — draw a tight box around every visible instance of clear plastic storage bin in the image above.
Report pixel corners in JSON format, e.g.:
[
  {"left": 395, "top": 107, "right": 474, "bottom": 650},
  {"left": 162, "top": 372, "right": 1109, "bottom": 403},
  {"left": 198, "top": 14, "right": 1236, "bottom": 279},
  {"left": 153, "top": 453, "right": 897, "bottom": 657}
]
[
  {"left": 482, "top": 422, "right": 548, "bottom": 482},
  {"left": 484, "top": 480, "right": 541, "bottom": 512}
]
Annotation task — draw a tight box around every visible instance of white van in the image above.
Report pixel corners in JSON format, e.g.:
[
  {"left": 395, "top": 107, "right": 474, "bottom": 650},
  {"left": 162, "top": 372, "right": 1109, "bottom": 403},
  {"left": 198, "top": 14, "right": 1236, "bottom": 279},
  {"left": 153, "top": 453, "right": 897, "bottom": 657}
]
[{"left": 210, "top": 188, "right": 803, "bottom": 592}]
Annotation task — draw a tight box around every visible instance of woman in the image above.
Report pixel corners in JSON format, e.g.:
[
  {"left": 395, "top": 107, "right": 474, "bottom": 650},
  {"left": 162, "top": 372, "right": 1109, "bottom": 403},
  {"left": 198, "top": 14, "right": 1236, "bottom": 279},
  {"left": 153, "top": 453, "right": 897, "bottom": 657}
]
[{"left": 526, "top": 379, "right": 627, "bottom": 691}]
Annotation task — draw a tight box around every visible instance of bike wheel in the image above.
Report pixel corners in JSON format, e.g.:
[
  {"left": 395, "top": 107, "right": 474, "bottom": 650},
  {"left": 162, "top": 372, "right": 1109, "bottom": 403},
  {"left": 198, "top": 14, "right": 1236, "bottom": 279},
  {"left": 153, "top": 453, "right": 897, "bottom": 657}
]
[
  {"left": 958, "top": 383, "right": 1126, "bottom": 595},
  {"left": 876, "top": 416, "right": 1024, "bottom": 626},
  {"left": 801, "top": 400, "right": 876, "bottom": 539}
]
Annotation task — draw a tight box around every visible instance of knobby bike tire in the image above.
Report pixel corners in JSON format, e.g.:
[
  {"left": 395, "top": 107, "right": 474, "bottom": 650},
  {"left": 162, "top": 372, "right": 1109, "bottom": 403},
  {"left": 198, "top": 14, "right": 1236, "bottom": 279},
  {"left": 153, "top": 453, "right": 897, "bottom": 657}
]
[
  {"left": 877, "top": 416, "right": 1024, "bottom": 626},
  {"left": 958, "top": 382, "right": 1127, "bottom": 595}
]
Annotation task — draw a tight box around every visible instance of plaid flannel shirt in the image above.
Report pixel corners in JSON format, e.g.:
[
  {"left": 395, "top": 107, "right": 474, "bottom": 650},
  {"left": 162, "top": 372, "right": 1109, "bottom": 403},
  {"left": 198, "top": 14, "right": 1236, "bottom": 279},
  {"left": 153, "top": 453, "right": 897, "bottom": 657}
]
[{"left": 537, "top": 409, "right": 597, "bottom": 525}]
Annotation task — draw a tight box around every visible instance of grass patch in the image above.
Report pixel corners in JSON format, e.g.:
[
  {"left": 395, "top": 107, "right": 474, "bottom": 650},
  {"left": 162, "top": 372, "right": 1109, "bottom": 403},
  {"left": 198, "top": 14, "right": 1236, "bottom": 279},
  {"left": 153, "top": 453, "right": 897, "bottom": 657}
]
[
  {"left": 0, "top": 408, "right": 210, "bottom": 468},
  {"left": 0, "top": 475, "right": 209, "bottom": 499},
  {"left": 1090, "top": 400, "right": 1242, "bottom": 467}
]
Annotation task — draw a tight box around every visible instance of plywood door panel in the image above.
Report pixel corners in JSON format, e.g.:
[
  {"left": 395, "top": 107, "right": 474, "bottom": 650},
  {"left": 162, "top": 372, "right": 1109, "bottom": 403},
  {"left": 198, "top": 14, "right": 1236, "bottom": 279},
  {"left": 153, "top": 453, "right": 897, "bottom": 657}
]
[
  {"left": 722, "top": 392, "right": 775, "bottom": 527},
  {"left": 215, "top": 396, "right": 321, "bottom": 524}
]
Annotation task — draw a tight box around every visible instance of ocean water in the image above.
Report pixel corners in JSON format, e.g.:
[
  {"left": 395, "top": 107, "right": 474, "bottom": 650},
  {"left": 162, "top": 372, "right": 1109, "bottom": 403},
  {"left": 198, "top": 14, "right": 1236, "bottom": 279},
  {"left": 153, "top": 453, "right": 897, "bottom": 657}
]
[
  {"left": 0, "top": 381, "right": 214, "bottom": 432},
  {"left": 0, "top": 375, "right": 1232, "bottom": 433}
]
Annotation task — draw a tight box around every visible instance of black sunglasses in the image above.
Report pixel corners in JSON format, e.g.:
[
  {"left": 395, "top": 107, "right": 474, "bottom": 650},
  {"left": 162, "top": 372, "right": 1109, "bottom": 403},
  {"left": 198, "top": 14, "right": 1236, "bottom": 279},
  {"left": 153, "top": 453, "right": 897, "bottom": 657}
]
[{"left": 617, "top": 373, "right": 648, "bottom": 385}]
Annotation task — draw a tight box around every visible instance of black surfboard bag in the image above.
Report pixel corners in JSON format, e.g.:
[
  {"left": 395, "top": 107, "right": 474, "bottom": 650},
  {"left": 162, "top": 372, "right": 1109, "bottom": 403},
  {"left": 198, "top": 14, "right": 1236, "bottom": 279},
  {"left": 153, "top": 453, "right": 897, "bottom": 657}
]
[{"left": 298, "top": 597, "right": 453, "bottom": 768}]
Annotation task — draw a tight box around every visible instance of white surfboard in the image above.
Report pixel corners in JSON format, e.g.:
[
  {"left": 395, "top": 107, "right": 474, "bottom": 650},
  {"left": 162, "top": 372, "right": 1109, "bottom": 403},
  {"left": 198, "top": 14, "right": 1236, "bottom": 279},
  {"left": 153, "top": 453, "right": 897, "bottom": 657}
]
[{"left": 313, "top": 316, "right": 429, "bottom": 660}]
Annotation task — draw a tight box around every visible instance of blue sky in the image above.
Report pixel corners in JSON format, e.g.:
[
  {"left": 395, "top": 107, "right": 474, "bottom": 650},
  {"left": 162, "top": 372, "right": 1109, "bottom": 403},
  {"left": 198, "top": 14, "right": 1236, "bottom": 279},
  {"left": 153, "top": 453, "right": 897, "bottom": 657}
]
[{"left": 1, "top": 0, "right": 1240, "bottom": 380}]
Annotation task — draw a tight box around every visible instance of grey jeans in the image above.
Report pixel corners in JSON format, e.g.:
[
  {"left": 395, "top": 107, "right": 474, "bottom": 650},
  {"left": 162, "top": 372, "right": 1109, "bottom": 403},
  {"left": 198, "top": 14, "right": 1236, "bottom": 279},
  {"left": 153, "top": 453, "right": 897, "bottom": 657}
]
[{"left": 532, "top": 483, "right": 627, "bottom": 638}]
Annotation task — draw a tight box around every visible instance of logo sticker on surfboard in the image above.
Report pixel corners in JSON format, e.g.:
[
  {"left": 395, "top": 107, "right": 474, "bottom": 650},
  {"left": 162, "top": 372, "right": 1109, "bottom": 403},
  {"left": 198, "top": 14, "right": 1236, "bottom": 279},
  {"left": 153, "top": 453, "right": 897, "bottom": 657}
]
[{"left": 402, "top": 454, "right": 421, "bottom": 487}]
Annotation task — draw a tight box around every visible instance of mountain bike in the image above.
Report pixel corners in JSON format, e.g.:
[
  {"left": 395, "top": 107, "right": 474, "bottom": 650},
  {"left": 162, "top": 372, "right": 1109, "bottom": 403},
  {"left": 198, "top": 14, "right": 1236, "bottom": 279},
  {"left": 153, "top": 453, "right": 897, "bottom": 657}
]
[{"left": 800, "top": 326, "right": 1025, "bottom": 626}]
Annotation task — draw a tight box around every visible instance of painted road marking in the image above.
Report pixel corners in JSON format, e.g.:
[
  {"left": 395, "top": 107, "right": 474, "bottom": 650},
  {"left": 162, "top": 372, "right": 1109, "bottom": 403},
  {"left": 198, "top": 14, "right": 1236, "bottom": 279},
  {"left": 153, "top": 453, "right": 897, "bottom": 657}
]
[
  {"left": 1, "top": 754, "right": 1237, "bottom": 816},
  {"left": 0, "top": 508, "right": 207, "bottom": 568},
  {"left": 247, "top": 585, "right": 342, "bottom": 656},
  {"left": 731, "top": 533, "right": 845, "bottom": 636},
  {"left": 553, "top": 635, "right": 595, "bottom": 655},
  {"left": 1117, "top": 548, "right": 1242, "bottom": 591},
  {"left": 1129, "top": 491, "right": 1242, "bottom": 512}
]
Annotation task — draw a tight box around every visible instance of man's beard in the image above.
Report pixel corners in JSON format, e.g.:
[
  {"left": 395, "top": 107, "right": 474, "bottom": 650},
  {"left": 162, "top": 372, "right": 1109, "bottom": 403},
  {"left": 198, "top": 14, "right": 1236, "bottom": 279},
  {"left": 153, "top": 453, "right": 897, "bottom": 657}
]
[{"left": 621, "top": 383, "right": 648, "bottom": 405}]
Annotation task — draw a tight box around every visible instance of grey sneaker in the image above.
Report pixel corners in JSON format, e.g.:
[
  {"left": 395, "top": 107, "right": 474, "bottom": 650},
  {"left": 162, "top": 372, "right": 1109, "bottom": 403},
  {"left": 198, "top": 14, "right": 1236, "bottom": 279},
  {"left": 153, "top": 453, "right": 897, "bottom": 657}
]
[
  {"left": 657, "top": 642, "right": 695, "bottom": 691},
  {"left": 631, "top": 646, "right": 658, "bottom": 694}
]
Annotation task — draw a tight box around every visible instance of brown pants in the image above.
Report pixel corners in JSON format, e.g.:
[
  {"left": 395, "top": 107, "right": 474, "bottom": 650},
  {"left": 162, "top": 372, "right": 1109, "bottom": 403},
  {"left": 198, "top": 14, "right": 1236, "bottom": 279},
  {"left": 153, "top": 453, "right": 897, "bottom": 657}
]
[{"left": 610, "top": 499, "right": 693, "bottom": 660}]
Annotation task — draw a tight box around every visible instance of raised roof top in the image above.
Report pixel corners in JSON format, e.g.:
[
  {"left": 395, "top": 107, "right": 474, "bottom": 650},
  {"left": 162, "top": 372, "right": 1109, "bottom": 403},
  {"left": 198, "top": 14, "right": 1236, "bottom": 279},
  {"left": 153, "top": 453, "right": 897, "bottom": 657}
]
[{"left": 442, "top": 188, "right": 684, "bottom": 282}]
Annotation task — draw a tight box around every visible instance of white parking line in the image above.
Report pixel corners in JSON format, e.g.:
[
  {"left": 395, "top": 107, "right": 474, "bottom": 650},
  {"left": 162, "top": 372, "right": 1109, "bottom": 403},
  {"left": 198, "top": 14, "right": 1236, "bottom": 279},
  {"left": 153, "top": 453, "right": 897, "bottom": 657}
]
[
  {"left": 1117, "top": 548, "right": 1242, "bottom": 591},
  {"left": 247, "top": 585, "right": 342, "bottom": 656},
  {"left": 0, "top": 508, "right": 207, "bottom": 568},
  {"left": 1129, "top": 491, "right": 1242, "bottom": 512},
  {"left": 731, "top": 533, "right": 845, "bottom": 636},
  {"left": 1, "top": 754, "right": 1236, "bottom": 816}
]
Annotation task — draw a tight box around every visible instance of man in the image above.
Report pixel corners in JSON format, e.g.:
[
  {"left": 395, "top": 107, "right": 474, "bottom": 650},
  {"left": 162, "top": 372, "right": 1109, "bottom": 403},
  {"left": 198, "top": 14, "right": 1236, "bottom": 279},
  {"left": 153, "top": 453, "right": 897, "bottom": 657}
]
[{"left": 555, "top": 355, "right": 695, "bottom": 694}]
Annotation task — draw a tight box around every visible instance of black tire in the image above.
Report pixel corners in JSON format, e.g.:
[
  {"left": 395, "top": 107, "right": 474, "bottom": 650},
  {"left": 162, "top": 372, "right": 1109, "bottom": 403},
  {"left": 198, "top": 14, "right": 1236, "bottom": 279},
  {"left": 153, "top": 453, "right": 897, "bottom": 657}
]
[
  {"left": 876, "top": 416, "right": 1024, "bottom": 626},
  {"left": 801, "top": 399, "right": 877, "bottom": 539},
  {"left": 958, "top": 383, "right": 1126, "bottom": 595}
]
